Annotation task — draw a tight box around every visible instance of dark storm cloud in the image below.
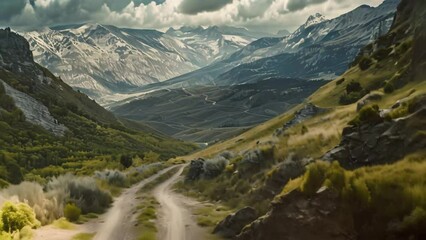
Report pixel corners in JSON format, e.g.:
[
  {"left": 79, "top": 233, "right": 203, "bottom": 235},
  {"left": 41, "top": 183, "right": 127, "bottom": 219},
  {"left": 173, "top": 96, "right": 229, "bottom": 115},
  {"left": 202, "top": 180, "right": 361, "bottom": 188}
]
[
  {"left": 0, "top": 0, "right": 26, "bottom": 21},
  {"left": 179, "top": 0, "right": 233, "bottom": 15},
  {"left": 287, "top": 0, "right": 328, "bottom": 12}
]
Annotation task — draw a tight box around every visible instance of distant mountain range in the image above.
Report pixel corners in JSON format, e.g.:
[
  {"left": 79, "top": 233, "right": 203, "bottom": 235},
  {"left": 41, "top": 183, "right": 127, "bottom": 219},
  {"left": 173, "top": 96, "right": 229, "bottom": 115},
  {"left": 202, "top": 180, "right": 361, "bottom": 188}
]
[
  {"left": 134, "top": 0, "right": 399, "bottom": 92},
  {"left": 22, "top": 25, "right": 275, "bottom": 102}
]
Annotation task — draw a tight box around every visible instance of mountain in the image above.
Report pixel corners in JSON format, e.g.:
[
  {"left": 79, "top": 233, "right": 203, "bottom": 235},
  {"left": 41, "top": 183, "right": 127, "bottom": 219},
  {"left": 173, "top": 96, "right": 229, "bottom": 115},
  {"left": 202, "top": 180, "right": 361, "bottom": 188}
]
[
  {"left": 174, "top": 0, "right": 426, "bottom": 239},
  {"left": 0, "top": 28, "right": 196, "bottom": 184},
  {"left": 135, "top": 0, "right": 399, "bottom": 91},
  {"left": 22, "top": 24, "right": 260, "bottom": 103}
]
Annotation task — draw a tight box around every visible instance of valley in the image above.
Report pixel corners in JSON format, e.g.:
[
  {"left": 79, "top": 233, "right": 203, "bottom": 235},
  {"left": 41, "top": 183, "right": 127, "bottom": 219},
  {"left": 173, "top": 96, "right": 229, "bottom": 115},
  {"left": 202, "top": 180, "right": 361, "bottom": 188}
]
[{"left": 0, "top": 0, "right": 425, "bottom": 240}]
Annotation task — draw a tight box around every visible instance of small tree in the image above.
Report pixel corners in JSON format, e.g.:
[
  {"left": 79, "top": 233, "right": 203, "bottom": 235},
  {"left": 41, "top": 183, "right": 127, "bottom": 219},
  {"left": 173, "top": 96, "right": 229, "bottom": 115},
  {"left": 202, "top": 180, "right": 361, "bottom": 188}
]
[{"left": 120, "top": 154, "right": 133, "bottom": 168}]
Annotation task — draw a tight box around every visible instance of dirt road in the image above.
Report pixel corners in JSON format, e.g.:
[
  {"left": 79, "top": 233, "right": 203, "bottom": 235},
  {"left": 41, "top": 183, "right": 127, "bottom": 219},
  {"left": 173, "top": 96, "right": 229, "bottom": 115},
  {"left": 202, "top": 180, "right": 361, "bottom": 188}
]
[{"left": 153, "top": 165, "right": 205, "bottom": 240}]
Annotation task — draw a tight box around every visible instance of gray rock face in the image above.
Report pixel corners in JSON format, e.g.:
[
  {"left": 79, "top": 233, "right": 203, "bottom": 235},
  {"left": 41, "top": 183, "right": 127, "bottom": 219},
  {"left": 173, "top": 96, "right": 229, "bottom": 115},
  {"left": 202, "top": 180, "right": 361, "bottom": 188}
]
[
  {"left": 237, "top": 188, "right": 356, "bottom": 240},
  {"left": 238, "top": 147, "right": 275, "bottom": 175},
  {"left": 324, "top": 105, "right": 426, "bottom": 168},
  {"left": 213, "top": 207, "right": 258, "bottom": 238},
  {"left": 1, "top": 80, "right": 67, "bottom": 136},
  {"left": 0, "top": 28, "right": 33, "bottom": 64},
  {"left": 275, "top": 103, "right": 325, "bottom": 136}
]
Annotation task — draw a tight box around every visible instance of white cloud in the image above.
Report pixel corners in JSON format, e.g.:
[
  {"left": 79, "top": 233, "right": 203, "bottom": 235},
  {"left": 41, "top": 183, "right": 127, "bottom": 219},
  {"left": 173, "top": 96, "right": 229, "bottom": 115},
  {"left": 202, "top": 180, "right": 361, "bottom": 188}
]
[{"left": 1, "top": 0, "right": 387, "bottom": 33}]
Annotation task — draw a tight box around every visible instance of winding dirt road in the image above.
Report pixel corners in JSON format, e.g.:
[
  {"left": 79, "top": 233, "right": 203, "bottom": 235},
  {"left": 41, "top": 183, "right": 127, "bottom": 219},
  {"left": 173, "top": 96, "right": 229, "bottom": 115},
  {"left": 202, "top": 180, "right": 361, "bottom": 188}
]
[
  {"left": 35, "top": 165, "right": 208, "bottom": 240},
  {"left": 153, "top": 165, "right": 205, "bottom": 240},
  {"left": 34, "top": 166, "right": 178, "bottom": 240},
  {"left": 94, "top": 166, "right": 180, "bottom": 240}
]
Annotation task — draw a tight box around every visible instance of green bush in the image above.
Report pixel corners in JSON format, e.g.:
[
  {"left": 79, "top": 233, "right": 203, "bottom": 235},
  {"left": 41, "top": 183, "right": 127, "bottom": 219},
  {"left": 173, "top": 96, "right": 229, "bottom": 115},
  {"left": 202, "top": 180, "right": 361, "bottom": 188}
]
[
  {"left": 346, "top": 81, "right": 363, "bottom": 93},
  {"left": 384, "top": 82, "right": 395, "bottom": 93},
  {"left": 120, "top": 154, "right": 133, "bottom": 168},
  {"left": 300, "top": 161, "right": 329, "bottom": 195},
  {"left": 358, "top": 56, "right": 373, "bottom": 70},
  {"left": 0, "top": 201, "right": 40, "bottom": 232},
  {"left": 339, "top": 91, "right": 365, "bottom": 105},
  {"left": 64, "top": 204, "right": 81, "bottom": 222},
  {"left": 350, "top": 105, "right": 383, "bottom": 126}
]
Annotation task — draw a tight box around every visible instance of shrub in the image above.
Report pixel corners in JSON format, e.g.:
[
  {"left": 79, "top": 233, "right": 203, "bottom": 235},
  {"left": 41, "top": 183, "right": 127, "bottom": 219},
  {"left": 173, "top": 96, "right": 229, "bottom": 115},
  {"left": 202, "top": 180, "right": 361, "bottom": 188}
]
[
  {"left": 346, "top": 81, "right": 363, "bottom": 94},
  {"left": 0, "top": 201, "right": 40, "bottom": 232},
  {"left": 339, "top": 91, "right": 364, "bottom": 105},
  {"left": 47, "top": 174, "right": 112, "bottom": 214},
  {"left": 358, "top": 56, "right": 373, "bottom": 70},
  {"left": 350, "top": 105, "right": 382, "bottom": 126},
  {"left": 384, "top": 82, "right": 394, "bottom": 93},
  {"left": 63, "top": 204, "right": 81, "bottom": 222},
  {"left": 203, "top": 157, "right": 228, "bottom": 179},
  {"left": 358, "top": 105, "right": 382, "bottom": 125},
  {"left": 95, "top": 170, "right": 127, "bottom": 187},
  {"left": 120, "top": 155, "right": 133, "bottom": 168},
  {"left": 300, "top": 161, "right": 329, "bottom": 195},
  {"left": 2, "top": 182, "right": 64, "bottom": 225}
]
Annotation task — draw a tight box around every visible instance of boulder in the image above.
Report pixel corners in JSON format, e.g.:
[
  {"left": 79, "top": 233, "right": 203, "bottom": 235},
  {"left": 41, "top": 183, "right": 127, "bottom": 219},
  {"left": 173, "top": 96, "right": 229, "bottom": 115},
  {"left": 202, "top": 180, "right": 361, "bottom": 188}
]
[
  {"left": 236, "top": 188, "right": 356, "bottom": 240},
  {"left": 324, "top": 106, "right": 426, "bottom": 168},
  {"left": 213, "top": 207, "right": 258, "bottom": 238},
  {"left": 275, "top": 103, "right": 325, "bottom": 136}
]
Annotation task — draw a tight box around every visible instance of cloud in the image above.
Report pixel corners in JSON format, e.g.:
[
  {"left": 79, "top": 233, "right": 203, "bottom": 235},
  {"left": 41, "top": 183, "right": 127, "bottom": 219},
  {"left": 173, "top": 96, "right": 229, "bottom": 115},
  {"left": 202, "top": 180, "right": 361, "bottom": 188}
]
[
  {"left": 179, "top": 0, "right": 233, "bottom": 15},
  {"left": 0, "top": 0, "right": 26, "bottom": 21},
  {"left": 286, "top": 0, "right": 328, "bottom": 12},
  {"left": 237, "top": 0, "right": 275, "bottom": 19},
  {"left": 0, "top": 0, "right": 387, "bottom": 33}
]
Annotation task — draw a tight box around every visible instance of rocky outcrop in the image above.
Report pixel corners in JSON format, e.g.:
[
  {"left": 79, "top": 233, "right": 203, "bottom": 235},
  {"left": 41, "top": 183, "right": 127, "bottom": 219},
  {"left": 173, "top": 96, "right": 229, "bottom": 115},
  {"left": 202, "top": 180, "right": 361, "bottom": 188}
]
[
  {"left": 1, "top": 80, "right": 67, "bottom": 136},
  {"left": 237, "top": 188, "right": 356, "bottom": 240},
  {"left": 324, "top": 106, "right": 426, "bottom": 168},
  {"left": 257, "top": 156, "right": 312, "bottom": 199},
  {"left": 213, "top": 207, "right": 258, "bottom": 238},
  {"left": 275, "top": 103, "right": 325, "bottom": 136}
]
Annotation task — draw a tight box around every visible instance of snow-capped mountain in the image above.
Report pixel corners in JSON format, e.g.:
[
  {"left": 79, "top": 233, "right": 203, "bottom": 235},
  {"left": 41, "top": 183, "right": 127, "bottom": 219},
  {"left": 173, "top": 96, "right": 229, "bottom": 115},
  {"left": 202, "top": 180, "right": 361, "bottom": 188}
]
[
  {"left": 22, "top": 24, "right": 261, "bottom": 102},
  {"left": 137, "top": 0, "right": 399, "bottom": 90},
  {"left": 165, "top": 26, "right": 258, "bottom": 65}
]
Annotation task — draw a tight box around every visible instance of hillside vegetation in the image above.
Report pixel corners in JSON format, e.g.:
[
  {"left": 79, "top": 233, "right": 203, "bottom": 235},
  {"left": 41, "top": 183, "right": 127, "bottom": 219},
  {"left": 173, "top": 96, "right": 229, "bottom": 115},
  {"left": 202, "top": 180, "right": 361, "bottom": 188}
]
[{"left": 175, "top": 0, "right": 426, "bottom": 239}]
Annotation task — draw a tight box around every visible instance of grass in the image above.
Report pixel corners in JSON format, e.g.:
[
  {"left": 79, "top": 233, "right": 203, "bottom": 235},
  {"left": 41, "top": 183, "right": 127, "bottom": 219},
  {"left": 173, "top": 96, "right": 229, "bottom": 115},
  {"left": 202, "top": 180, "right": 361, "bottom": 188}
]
[
  {"left": 277, "top": 151, "right": 426, "bottom": 239},
  {"left": 193, "top": 204, "right": 233, "bottom": 228},
  {"left": 71, "top": 233, "right": 95, "bottom": 240},
  {"left": 136, "top": 196, "right": 159, "bottom": 240},
  {"left": 52, "top": 218, "right": 76, "bottom": 230}
]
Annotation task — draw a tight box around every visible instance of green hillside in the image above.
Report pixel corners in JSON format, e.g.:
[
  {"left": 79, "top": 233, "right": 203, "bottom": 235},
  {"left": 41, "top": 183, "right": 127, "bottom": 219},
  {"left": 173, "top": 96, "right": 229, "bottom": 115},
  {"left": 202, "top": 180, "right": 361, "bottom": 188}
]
[{"left": 0, "top": 29, "right": 196, "bottom": 185}]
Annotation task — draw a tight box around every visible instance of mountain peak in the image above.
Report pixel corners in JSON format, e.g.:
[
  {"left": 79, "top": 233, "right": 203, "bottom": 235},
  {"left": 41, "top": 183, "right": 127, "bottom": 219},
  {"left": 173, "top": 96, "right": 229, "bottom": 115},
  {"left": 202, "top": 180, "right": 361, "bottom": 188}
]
[
  {"left": 0, "top": 28, "right": 33, "bottom": 64},
  {"left": 304, "top": 13, "right": 326, "bottom": 27}
]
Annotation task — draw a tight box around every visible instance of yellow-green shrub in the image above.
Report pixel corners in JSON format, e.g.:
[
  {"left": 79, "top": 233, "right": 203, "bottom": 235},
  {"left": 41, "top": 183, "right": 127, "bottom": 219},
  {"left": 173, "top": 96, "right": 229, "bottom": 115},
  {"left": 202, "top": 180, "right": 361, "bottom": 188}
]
[
  {"left": 64, "top": 204, "right": 81, "bottom": 222},
  {"left": 0, "top": 201, "right": 40, "bottom": 232}
]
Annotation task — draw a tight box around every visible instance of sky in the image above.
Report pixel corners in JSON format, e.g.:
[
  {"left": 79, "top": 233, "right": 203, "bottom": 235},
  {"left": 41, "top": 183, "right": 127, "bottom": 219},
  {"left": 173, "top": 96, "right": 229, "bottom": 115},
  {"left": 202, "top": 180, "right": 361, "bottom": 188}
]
[{"left": 0, "top": 0, "right": 385, "bottom": 33}]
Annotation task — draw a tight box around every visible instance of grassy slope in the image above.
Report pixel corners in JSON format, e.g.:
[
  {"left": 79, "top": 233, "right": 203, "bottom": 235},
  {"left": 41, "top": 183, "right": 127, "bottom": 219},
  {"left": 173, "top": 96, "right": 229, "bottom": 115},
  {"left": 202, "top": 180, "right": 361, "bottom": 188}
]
[{"left": 0, "top": 60, "right": 196, "bottom": 184}]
